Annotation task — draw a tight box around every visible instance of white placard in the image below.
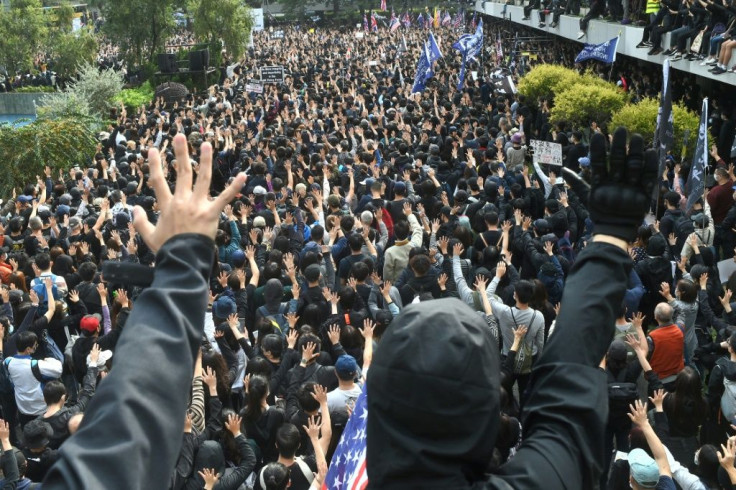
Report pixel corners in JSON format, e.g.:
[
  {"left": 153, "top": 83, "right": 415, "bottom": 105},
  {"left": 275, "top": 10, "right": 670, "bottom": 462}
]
[
  {"left": 530, "top": 140, "right": 563, "bottom": 166},
  {"left": 718, "top": 258, "right": 736, "bottom": 284}
]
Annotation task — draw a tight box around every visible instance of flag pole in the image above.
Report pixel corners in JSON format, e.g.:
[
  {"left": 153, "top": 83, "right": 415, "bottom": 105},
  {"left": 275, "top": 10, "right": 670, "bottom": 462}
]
[
  {"left": 607, "top": 32, "right": 621, "bottom": 82},
  {"left": 702, "top": 97, "right": 708, "bottom": 213}
]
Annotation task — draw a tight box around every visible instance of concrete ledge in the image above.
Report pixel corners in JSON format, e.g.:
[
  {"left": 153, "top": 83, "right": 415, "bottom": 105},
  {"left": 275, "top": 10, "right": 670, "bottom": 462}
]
[
  {"left": 0, "top": 93, "right": 44, "bottom": 116},
  {"left": 474, "top": 0, "right": 736, "bottom": 86}
]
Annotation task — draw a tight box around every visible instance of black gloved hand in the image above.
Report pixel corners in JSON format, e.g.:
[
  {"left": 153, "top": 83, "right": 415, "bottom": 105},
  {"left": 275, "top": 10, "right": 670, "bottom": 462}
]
[{"left": 586, "top": 127, "right": 657, "bottom": 242}]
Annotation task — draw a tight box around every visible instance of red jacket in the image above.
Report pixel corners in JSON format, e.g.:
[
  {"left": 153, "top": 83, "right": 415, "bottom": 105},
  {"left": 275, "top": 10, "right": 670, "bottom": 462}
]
[{"left": 649, "top": 324, "right": 684, "bottom": 379}]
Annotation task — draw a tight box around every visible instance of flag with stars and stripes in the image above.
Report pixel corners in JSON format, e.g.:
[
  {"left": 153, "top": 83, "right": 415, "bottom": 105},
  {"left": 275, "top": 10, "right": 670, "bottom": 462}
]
[
  {"left": 322, "top": 390, "right": 369, "bottom": 490},
  {"left": 686, "top": 98, "right": 708, "bottom": 212},
  {"left": 402, "top": 11, "right": 411, "bottom": 28}
]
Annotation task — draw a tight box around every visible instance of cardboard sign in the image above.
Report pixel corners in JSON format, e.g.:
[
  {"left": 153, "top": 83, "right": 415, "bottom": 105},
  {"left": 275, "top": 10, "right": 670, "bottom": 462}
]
[
  {"left": 245, "top": 81, "right": 264, "bottom": 94},
  {"left": 530, "top": 140, "right": 563, "bottom": 166},
  {"left": 260, "top": 66, "right": 284, "bottom": 83}
]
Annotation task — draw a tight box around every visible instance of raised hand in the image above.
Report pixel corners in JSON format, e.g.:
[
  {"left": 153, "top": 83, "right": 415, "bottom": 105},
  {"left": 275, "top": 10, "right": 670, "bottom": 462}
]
[
  {"left": 224, "top": 413, "right": 242, "bottom": 437},
  {"left": 132, "top": 133, "right": 246, "bottom": 253},
  {"left": 584, "top": 128, "right": 658, "bottom": 243}
]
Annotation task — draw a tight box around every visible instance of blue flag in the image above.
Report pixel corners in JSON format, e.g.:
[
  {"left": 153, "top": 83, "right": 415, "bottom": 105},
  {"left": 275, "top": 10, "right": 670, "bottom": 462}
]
[
  {"left": 411, "top": 42, "right": 432, "bottom": 93},
  {"left": 452, "top": 19, "right": 483, "bottom": 90},
  {"left": 686, "top": 98, "right": 709, "bottom": 212},
  {"left": 574, "top": 36, "right": 620, "bottom": 64}
]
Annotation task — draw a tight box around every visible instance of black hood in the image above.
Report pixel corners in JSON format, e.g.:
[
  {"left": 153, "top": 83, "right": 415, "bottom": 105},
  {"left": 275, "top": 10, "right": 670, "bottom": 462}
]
[
  {"left": 367, "top": 298, "right": 499, "bottom": 489},
  {"left": 263, "top": 278, "right": 284, "bottom": 309},
  {"left": 194, "top": 440, "right": 225, "bottom": 475}
]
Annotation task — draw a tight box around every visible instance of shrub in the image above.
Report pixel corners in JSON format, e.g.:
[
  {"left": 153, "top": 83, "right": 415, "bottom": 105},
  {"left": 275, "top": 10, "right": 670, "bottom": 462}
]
[
  {"left": 611, "top": 98, "right": 702, "bottom": 160},
  {"left": 517, "top": 65, "right": 582, "bottom": 103},
  {"left": 66, "top": 63, "right": 124, "bottom": 117},
  {"left": 0, "top": 116, "right": 98, "bottom": 196},
  {"left": 114, "top": 81, "right": 155, "bottom": 111},
  {"left": 13, "top": 85, "right": 56, "bottom": 93},
  {"left": 37, "top": 90, "right": 93, "bottom": 120},
  {"left": 550, "top": 83, "right": 628, "bottom": 131}
]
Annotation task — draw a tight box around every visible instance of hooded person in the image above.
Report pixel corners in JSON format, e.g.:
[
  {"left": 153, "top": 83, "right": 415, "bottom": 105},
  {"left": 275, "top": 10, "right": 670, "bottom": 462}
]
[
  {"left": 634, "top": 234, "right": 673, "bottom": 325},
  {"left": 366, "top": 123, "right": 656, "bottom": 490},
  {"left": 255, "top": 279, "right": 292, "bottom": 335},
  {"left": 367, "top": 299, "right": 500, "bottom": 488}
]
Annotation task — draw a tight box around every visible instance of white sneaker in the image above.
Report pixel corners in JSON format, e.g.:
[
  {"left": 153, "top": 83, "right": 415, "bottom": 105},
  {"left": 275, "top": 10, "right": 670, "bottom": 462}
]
[
  {"left": 700, "top": 57, "right": 713, "bottom": 66},
  {"left": 577, "top": 31, "right": 585, "bottom": 39}
]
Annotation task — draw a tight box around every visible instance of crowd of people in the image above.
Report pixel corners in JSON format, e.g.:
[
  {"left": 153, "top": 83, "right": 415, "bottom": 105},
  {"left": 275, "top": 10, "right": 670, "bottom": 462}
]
[
  {"left": 2, "top": 13, "right": 736, "bottom": 490},
  {"left": 515, "top": 0, "right": 736, "bottom": 73}
]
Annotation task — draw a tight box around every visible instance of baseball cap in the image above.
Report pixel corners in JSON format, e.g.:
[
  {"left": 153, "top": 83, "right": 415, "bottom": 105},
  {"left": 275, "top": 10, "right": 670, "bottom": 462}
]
[
  {"left": 23, "top": 419, "right": 52, "bottom": 450},
  {"left": 17, "top": 195, "right": 33, "bottom": 204},
  {"left": 628, "top": 448, "right": 661, "bottom": 488},
  {"left": 533, "top": 219, "right": 550, "bottom": 233},
  {"left": 578, "top": 157, "right": 591, "bottom": 167},
  {"left": 69, "top": 217, "right": 82, "bottom": 230},
  {"left": 511, "top": 133, "right": 522, "bottom": 144},
  {"left": 253, "top": 186, "right": 268, "bottom": 196},
  {"left": 55, "top": 204, "right": 71, "bottom": 218},
  {"left": 335, "top": 354, "right": 359, "bottom": 377},
  {"left": 394, "top": 181, "right": 406, "bottom": 194},
  {"left": 212, "top": 294, "right": 237, "bottom": 318},
  {"left": 253, "top": 216, "right": 266, "bottom": 228},
  {"left": 80, "top": 314, "right": 102, "bottom": 333}
]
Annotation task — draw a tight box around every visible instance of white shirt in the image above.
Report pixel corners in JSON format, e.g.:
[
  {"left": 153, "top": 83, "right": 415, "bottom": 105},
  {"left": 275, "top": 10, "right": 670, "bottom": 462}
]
[
  {"left": 7, "top": 355, "right": 63, "bottom": 416},
  {"left": 327, "top": 385, "right": 363, "bottom": 413}
]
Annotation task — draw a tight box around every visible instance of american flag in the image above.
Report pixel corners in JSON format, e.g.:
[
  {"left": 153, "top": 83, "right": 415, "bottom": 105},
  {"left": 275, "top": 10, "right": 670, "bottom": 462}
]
[
  {"left": 371, "top": 13, "right": 378, "bottom": 31},
  {"left": 390, "top": 11, "right": 400, "bottom": 32},
  {"left": 380, "top": 0, "right": 386, "bottom": 11},
  {"left": 402, "top": 11, "right": 411, "bottom": 28},
  {"left": 441, "top": 10, "right": 451, "bottom": 26},
  {"left": 417, "top": 12, "right": 424, "bottom": 28},
  {"left": 453, "top": 11, "right": 464, "bottom": 28},
  {"left": 323, "top": 390, "right": 369, "bottom": 490},
  {"left": 363, "top": 13, "right": 369, "bottom": 31}
]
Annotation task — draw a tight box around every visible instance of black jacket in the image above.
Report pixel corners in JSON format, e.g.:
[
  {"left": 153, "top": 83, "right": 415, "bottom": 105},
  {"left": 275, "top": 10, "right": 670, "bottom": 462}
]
[
  {"left": 367, "top": 242, "right": 631, "bottom": 490},
  {"left": 43, "top": 235, "right": 222, "bottom": 490}
]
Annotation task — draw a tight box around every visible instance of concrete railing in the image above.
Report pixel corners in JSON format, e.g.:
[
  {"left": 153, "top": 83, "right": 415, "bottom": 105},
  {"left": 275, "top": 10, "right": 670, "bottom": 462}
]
[{"left": 0, "top": 93, "right": 45, "bottom": 116}]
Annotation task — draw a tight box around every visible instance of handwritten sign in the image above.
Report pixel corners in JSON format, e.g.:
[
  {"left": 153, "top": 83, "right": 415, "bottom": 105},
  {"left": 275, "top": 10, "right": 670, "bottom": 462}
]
[
  {"left": 260, "top": 66, "right": 284, "bottom": 83},
  {"left": 530, "top": 140, "right": 563, "bottom": 166}
]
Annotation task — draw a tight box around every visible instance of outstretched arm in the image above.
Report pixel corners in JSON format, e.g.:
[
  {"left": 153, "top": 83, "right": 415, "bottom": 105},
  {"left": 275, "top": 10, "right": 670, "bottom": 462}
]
[
  {"left": 494, "top": 128, "right": 658, "bottom": 490},
  {"left": 44, "top": 134, "right": 245, "bottom": 490}
]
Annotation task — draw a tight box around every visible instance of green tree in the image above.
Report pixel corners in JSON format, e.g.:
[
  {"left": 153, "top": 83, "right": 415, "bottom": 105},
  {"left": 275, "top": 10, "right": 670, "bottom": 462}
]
[
  {"left": 39, "top": 63, "right": 123, "bottom": 119},
  {"left": 0, "top": 116, "right": 98, "bottom": 196},
  {"left": 44, "top": 3, "right": 99, "bottom": 79},
  {"left": 188, "top": 0, "right": 253, "bottom": 61},
  {"left": 517, "top": 65, "right": 582, "bottom": 104},
  {"left": 0, "top": 0, "right": 47, "bottom": 77},
  {"left": 97, "top": 0, "right": 177, "bottom": 67},
  {"left": 550, "top": 83, "right": 628, "bottom": 131},
  {"left": 611, "top": 98, "right": 702, "bottom": 160}
]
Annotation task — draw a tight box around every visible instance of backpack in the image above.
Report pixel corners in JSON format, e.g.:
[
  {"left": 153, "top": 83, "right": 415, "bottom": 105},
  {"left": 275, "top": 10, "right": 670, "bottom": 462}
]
[
  {"left": 258, "top": 457, "right": 314, "bottom": 488},
  {"left": 510, "top": 309, "right": 538, "bottom": 375},
  {"left": 63, "top": 326, "right": 80, "bottom": 372},
  {"left": 4, "top": 358, "right": 51, "bottom": 389},
  {"left": 607, "top": 367, "right": 639, "bottom": 415},
  {"left": 31, "top": 274, "right": 61, "bottom": 315},
  {"left": 673, "top": 215, "right": 694, "bottom": 253},
  {"left": 258, "top": 304, "right": 289, "bottom": 336},
  {"left": 0, "top": 357, "right": 14, "bottom": 395},
  {"left": 718, "top": 358, "right": 736, "bottom": 423}
]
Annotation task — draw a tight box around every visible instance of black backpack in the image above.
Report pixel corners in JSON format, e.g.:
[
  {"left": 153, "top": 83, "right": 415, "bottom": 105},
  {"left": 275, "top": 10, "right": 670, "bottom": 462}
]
[
  {"left": 673, "top": 215, "right": 695, "bottom": 253},
  {"left": 607, "top": 367, "right": 638, "bottom": 415}
]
